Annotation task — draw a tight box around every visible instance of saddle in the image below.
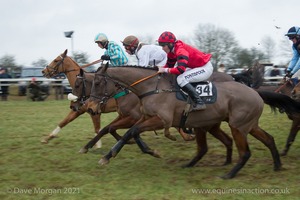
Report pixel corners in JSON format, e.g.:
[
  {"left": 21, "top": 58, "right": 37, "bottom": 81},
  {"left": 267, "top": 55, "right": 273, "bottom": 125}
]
[{"left": 176, "top": 81, "right": 217, "bottom": 104}]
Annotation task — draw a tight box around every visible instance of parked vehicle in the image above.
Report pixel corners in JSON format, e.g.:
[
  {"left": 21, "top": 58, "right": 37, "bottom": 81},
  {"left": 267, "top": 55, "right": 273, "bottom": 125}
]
[
  {"left": 62, "top": 79, "right": 72, "bottom": 94},
  {"left": 18, "top": 67, "right": 53, "bottom": 96},
  {"left": 263, "top": 66, "right": 286, "bottom": 85}
]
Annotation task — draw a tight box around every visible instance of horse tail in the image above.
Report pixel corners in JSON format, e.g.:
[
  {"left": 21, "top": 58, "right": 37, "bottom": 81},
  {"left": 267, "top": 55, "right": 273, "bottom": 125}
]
[{"left": 256, "top": 90, "right": 300, "bottom": 115}]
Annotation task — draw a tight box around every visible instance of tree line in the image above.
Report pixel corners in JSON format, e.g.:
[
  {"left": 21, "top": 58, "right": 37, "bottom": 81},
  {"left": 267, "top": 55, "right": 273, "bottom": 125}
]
[{"left": 0, "top": 23, "right": 292, "bottom": 76}]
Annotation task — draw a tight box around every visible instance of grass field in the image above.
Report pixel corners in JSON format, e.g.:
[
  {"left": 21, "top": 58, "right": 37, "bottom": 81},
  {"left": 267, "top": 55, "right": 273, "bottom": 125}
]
[{"left": 0, "top": 98, "right": 299, "bottom": 200}]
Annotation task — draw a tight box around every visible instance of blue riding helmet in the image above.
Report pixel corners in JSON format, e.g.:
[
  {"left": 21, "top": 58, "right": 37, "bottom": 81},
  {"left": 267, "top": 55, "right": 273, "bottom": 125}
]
[{"left": 285, "top": 26, "right": 300, "bottom": 36}]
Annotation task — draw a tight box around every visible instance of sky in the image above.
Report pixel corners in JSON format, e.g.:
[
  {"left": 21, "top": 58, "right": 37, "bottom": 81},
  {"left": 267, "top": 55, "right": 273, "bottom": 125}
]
[{"left": 0, "top": 0, "right": 299, "bottom": 67}]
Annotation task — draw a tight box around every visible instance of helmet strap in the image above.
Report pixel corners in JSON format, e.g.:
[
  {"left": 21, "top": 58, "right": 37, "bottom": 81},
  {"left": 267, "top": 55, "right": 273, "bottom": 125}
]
[
  {"left": 167, "top": 43, "right": 174, "bottom": 52},
  {"left": 101, "top": 41, "right": 108, "bottom": 49}
]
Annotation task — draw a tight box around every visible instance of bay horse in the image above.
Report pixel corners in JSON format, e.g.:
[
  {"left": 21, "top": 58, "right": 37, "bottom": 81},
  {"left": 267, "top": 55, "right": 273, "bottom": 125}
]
[
  {"left": 90, "top": 65, "right": 282, "bottom": 179},
  {"left": 81, "top": 66, "right": 234, "bottom": 165},
  {"left": 41, "top": 49, "right": 116, "bottom": 147}
]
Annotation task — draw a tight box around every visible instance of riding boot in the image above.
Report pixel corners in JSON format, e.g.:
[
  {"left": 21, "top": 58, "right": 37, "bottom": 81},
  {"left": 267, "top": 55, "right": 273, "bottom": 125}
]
[{"left": 182, "top": 83, "right": 206, "bottom": 111}]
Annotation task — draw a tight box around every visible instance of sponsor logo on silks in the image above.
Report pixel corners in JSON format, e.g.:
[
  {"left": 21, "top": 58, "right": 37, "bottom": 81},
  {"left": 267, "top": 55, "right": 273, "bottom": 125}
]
[{"left": 184, "top": 69, "right": 205, "bottom": 79}]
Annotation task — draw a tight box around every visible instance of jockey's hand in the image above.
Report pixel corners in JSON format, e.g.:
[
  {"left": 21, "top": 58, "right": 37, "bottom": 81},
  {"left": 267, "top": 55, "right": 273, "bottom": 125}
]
[
  {"left": 158, "top": 68, "right": 168, "bottom": 73},
  {"left": 101, "top": 55, "right": 110, "bottom": 60},
  {"left": 286, "top": 71, "right": 293, "bottom": 78}
]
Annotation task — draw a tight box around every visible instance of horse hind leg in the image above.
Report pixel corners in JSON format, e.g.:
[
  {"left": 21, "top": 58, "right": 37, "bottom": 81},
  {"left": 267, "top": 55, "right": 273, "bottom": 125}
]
[
  {"left": 222, "top": 126, "right": 251, "bottom": 179},
  {"left": 208, "top": 124, "right": 233, "bottom": 165},
  {"left": 249, "top": 127, "right": 282, "bottom": 171},
  {"left": 164, "top": 128, "right": 177, "bottom": 141},
  {"left": 183, "top": 128, "right": 208, "bottom": 168},
  {"left": 281, "top": 119, "right": 299, "bottom": 156}
]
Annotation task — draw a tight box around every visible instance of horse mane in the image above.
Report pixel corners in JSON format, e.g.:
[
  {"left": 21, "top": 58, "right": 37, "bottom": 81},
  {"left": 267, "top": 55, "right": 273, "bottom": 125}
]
[
  {"left": 257, "top": 90, "right": 300, "bottom": 115},
  {"left": 66, "top": 55, "right": 88, "bottom": 72}
]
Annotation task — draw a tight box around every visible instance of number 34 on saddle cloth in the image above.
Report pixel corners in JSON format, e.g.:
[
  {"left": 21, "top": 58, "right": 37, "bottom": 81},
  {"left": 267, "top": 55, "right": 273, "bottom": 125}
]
[{"left": 176, "top": 81, "right": 217, "bottom": 104}]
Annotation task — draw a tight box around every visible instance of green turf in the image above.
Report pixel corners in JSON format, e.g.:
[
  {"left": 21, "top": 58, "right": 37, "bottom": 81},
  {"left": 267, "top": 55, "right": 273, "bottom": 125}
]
[{"left": 0, "top": 100, "right": 299, "bottom": 200}]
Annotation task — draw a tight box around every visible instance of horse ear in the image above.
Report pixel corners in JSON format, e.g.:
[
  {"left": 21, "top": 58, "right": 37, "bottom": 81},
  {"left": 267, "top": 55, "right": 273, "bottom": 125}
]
[
  {"left": 80, "top": 68, "right": 84, "bottom": 76},
  {"left": 64, "top": 49, "right": 68, "bottom": 56}
]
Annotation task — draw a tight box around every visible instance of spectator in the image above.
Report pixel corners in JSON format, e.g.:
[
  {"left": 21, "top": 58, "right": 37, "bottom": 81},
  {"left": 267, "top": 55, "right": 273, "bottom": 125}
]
[
  {"left": 27, "top": 78, "right": 48, "bottom": 101},
  {"left": 217, "top": 64, "right": 226, "bottom": 73},
  {"left": 0, "top": 67, "right": 12, "bottom": 101},
  {"left": 270, "top": 65, "right": 280, "bottom": 77}
]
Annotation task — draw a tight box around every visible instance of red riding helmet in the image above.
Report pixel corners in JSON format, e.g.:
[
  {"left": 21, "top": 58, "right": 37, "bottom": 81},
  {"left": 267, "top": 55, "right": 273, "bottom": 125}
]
[{"left": 158, "top": 31, "right": 176, "bottom": 43}]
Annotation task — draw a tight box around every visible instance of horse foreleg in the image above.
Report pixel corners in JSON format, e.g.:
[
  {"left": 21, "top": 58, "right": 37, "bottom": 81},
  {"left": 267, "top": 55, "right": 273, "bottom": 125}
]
[
  {"left": 281, "top": 119, "right": 300, "bottom": 156},
  {"left": 90, "top": 113, "right": 102, "bottom": 149},
  {"left": 79, "top": 126, "right": 110, "bottom": 153},
  {"left": 249, "top": 126, "right": 282, "bottom": 171},
  {"left": 99, "top": 116, "right": 163, "bottom": 165},
  {"left": 41, "top": 109, "right": 84, "bottom": 144},
  {"left": 222, "top": 126, "right": 251, "bottom": 179},
  {"left": 208, "top": 124, "right": 233, "bottom": 165},
  {"left": 80, "top": 115, "right": 137, "bottom": 153},
  {"left": 183, "top": 128, "right": 208, "bottom": 168}
]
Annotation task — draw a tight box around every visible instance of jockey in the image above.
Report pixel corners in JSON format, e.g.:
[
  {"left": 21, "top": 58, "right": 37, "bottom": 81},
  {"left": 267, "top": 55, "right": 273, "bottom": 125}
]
[
  {"left": 157, "top": 31, "right": 213, "bottom": 111},
  {"left": 94, "top": 33, "right": 128, "bottom": 66},
  {"left": 121, "top": 35, "right": 167, "bottom": 67},
  {"left": 285, "top": 26, "right": 300, "bottom": 85}
]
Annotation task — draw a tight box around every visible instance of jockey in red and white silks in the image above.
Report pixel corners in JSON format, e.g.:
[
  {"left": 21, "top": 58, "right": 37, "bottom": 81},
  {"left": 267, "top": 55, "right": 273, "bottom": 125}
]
[{"left": 157, "top": 31, "right": 213, "bottom": 111}]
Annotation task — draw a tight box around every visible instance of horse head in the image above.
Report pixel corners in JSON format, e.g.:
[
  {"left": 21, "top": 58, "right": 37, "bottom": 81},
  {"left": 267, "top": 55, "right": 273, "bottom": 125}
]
[
  {"left": 68, "top": 69, "right": 94, "bottom": 111},
  {"left": 86, "top": 63, "right": 120, "bottom": 115},
  {"left": 42, "top": 49, "right": 81, "bottom": 78}
]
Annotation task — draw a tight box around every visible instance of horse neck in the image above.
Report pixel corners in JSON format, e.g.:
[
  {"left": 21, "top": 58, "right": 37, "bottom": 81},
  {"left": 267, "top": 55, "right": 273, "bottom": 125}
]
[
  {"left": 63, "top": 58, "right": 81, "bottom": 88},
  {"left": 107, "top": 67, "right": 163, "bottom": 95}
]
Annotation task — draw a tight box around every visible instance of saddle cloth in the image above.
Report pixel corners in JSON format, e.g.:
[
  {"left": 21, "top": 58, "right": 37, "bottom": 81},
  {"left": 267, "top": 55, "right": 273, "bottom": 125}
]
[{"left": 176, "top": 81, "right": 217, "bottom": 104}]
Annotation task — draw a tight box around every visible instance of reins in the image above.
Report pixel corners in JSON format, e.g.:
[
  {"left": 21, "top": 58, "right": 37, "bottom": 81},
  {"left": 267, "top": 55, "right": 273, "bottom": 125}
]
[
  {"left": 130, "top": 72, "right": 160, "bottom": 86},
  {"left": 80, "top": 59, "right": 102, "bottom": 69},
  {"left": 274, "top": 80, "right": 290, "bottom": 93}
]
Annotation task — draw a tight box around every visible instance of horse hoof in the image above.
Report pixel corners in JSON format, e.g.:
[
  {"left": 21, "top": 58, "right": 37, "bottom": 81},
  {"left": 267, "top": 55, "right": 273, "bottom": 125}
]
[
  {"left": 79, "top": 148, "right": 89, "bottom": 154},
  {"left": 40, "top": 138, "right": 48, "bottom": 144},
  {"left": 221, "top": 173, "right": 234, "bottom": 179},
  {"left": 99, "top": 158, "right": 109, "bottom": 165},
  {"left": 152, "top": 149, "right": 161, "bottom": 158}
]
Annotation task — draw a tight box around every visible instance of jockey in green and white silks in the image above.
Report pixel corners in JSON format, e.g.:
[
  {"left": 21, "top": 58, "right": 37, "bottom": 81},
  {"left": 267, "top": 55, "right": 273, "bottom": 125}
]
[{"left": 94, "top": 33, "right": 128, "bottom": 66}]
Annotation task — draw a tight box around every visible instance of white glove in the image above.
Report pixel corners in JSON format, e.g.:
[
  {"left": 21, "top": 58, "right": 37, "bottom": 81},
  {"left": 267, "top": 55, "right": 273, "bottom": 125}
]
[{"left": 158, "top": 68, "right": 169, "bottom": 73}]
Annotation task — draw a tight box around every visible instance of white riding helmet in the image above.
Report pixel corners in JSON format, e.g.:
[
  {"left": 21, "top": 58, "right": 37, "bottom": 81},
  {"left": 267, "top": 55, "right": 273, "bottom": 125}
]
[{"left": 94, "top": 33, "right": 108, "bottom": 43}]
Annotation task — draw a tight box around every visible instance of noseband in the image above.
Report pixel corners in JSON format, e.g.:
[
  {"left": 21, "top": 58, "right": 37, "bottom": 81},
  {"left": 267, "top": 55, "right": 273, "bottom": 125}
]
[
  {"left": 90, "top": 74, "right": 128, "bottom": 105},
  {"left": 44, "top": 55, "right": 66, "bottom": 77}
]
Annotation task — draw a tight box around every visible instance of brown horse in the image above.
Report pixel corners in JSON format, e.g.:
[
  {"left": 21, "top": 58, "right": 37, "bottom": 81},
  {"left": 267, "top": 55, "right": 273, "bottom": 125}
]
[
  {"left": 255, "top": 78, "right": 298, "bottom": 156},
  {"left": 41, "top": 49, "right": 116, "bottom": 146},
  {"left": 82, "top": 66, "right": 234, "bottom": 165},
  {"left": 90, "top": 65, "right": 282, "bottom": 179}
]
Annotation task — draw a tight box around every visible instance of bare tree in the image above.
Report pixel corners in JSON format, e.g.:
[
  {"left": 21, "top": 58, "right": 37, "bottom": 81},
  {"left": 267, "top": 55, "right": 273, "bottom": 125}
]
[
  {"left": 193, "top": 23, "right": 239, "bottom": 70},
  {"left": 32, "top": 58, "right": 48, "bottom": 68},
  {"left": 260, "top": 36, "right": 276, "bottom": 62},
  {"left": 72, "top": 51, "right": 90, "bottom": 65}
]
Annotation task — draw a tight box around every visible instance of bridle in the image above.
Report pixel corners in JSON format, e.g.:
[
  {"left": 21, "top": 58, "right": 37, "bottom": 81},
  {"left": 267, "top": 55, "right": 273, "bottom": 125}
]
[
  {"left": 90, "top": 74, "right": 129, "bottom": 105},
  {"left": 44, "top": 54, "right": 79, "bottom": 77},
  {"left": 75, "top": 75, "right": 89, "bottom": 105}
]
